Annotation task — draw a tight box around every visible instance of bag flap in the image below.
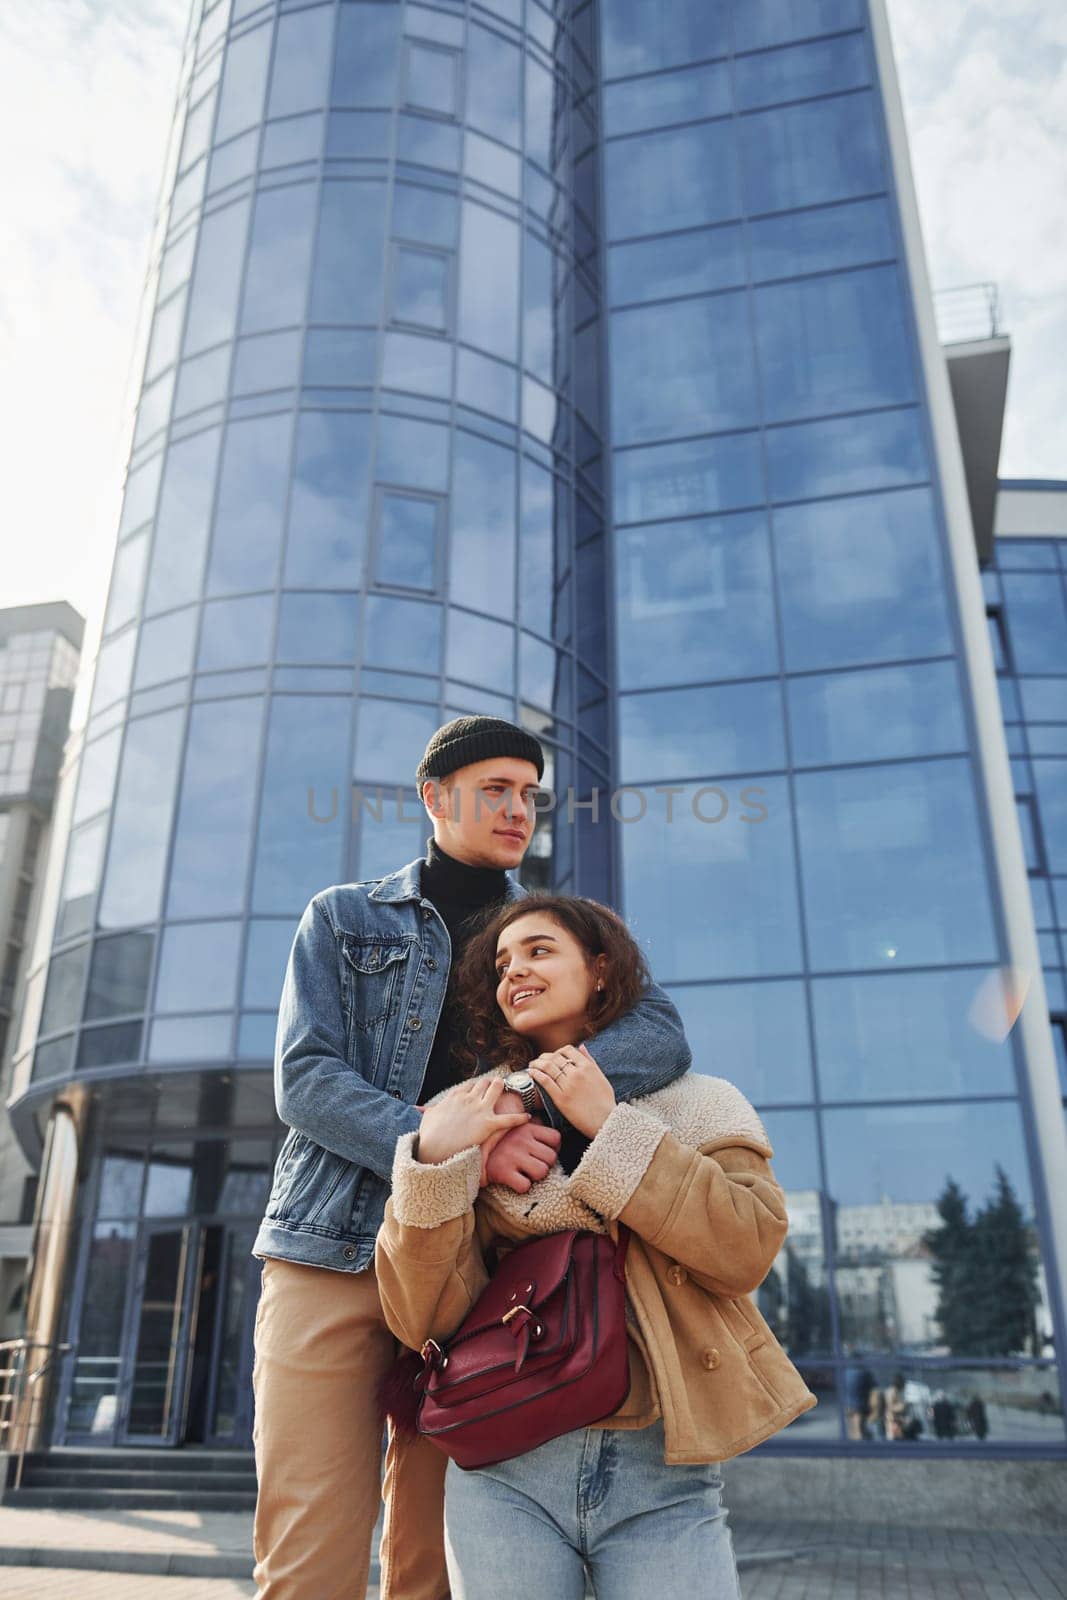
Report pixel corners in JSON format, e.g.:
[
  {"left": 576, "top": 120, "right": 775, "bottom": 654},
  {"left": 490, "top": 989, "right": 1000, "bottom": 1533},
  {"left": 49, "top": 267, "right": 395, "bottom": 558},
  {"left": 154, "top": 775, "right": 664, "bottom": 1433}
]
[{"left": 451, "top": 1229, "right": 581, "bottom": 1342}]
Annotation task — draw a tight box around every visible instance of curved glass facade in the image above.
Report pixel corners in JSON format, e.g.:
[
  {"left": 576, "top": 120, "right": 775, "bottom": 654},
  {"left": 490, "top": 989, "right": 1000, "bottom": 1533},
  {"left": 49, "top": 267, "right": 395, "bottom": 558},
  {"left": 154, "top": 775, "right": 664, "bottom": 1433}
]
[{"left": 8, "top": 0, "right": 1066, "bottom": 1456}]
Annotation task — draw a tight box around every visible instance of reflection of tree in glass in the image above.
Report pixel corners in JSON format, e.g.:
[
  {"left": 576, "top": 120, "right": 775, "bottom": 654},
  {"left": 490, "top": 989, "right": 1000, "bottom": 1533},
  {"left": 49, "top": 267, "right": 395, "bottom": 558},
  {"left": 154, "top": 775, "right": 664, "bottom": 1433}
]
[
  {"left": 924, "top": 1167, "right": 1041, "bottom": 1356},
  {"left": 756, "top": 1242, "right": 832, "bottom": 1357}
]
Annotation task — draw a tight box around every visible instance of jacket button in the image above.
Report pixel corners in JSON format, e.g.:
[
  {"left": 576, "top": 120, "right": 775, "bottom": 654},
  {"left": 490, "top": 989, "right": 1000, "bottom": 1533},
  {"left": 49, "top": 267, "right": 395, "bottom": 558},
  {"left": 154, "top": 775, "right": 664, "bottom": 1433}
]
[
  {"left": 408, "top": 1016, "right": 422, "bottom": 1030},
  {"left": 426, "top": 957, "right": 438, "bottom": 970},
  {"left": 701, "top": 1347, "right": 721, "bottom": 1371},
  {"left": 391, "top": 1089, "right": 402, "bottom": 1099},
  {"left": 666, "top": 1264, "right": 687, "bottom": 1287},
  {"left": 343, "top": 1246, "right": 357, "bottom": 1261}
]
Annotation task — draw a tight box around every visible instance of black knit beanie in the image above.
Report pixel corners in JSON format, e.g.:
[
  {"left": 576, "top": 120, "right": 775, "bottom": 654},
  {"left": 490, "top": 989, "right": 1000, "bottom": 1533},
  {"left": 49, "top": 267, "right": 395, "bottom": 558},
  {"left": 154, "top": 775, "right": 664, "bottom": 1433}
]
[{"left": 415, "top": 716, "right": 545, "bottom": 791}]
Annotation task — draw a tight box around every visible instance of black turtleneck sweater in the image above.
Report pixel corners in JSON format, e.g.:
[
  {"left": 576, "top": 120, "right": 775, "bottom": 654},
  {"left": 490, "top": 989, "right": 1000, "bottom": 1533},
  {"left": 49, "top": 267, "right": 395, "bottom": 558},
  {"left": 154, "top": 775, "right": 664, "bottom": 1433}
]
[{"left": 418, "top": 837, "right": 510, "bottom": 1104}]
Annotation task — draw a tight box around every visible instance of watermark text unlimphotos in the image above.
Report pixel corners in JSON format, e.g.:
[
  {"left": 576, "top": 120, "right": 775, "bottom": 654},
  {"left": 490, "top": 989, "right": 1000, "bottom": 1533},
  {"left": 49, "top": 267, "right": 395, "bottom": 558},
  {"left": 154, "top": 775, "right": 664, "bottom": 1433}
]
[{"left": 306, "top": 785, "right": 769, "bottom": 825}]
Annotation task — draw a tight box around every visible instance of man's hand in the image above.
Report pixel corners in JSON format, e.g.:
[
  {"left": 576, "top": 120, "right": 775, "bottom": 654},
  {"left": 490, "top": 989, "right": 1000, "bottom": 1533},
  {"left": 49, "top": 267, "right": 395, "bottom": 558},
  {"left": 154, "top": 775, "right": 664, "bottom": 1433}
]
[{"left": 483, "top": 1115, "right": 562, "bottom": 1191}]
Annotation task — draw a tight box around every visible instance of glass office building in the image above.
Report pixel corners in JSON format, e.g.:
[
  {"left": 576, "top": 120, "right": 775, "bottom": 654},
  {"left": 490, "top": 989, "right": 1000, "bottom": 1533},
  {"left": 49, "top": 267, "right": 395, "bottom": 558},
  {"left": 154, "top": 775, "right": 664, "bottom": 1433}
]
[{"left": 8, "top": 0, "right": 1066, "bottom": 1462}]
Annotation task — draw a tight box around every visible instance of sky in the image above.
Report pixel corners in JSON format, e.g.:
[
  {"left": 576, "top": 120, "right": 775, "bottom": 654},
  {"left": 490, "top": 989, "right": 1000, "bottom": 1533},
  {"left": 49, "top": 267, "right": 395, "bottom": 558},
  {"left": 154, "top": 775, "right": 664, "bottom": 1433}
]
[{"left": 2, "top": 0, "right": 1065, "bottom": 725}]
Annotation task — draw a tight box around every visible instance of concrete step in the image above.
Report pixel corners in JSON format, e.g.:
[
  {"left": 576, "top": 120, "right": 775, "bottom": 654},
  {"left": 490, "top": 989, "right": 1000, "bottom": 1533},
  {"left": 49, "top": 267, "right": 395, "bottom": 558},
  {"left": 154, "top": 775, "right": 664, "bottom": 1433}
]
[
  {"left": 19, "top": 1468, "right": 257, "bottom": 1492},
  {"left": 2, "top": 1485, "right": 258, "bottom": 1512}
]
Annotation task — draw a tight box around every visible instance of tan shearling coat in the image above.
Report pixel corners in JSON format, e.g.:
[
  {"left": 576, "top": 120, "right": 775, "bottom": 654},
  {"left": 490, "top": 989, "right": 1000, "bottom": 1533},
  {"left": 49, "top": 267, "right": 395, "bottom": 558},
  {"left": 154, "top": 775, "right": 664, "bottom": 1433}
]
[{"left": 375, "top": 1071, "right": 818, "bottom": 1464}]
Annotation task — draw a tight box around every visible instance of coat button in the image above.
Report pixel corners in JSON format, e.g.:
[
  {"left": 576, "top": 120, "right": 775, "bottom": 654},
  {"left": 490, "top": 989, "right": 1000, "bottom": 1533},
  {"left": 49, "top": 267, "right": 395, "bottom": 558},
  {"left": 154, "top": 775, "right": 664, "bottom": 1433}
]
[
  {"left": 391, "top": 1089, "right": 402, "bottom": 1098},
  {"left": 408, "top": 1016, "right": 422, "bottom": 1030},
  {"left": 426, "top": 958, "right": 438, "bottom": 970},
  {"left": 701, "top": 1347, "right": 721, "bottom": 1371},
  {"left": 666, "top": 1264, "right": 687, "bottom": 1287},
  {"left": 343, "top": 1245, "right": 357, "bottom": 1261}
]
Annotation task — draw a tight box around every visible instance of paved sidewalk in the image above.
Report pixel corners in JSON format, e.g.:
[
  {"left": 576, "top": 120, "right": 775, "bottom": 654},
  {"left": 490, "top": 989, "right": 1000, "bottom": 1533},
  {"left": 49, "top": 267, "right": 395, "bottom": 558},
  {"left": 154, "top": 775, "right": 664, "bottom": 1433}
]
[{"left": 0, "top": 1503, "right": 254, "bottom": 1578}]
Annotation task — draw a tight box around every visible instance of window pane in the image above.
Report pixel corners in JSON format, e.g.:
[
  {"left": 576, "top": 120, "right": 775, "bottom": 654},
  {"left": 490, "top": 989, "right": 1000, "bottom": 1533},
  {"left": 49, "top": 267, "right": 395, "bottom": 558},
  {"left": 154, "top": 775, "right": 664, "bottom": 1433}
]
[
  {"left": 39, "top": 945, "right": 90, "bottom": 1036},
  {"left": 755, "top": 266, "right": 914, "bottom": 423},
  {"left": 326, "top": 108, "right": 389, "bottom": 158},
  {"left": 209, "top": 127, "right": 257, "bottom": 191},
  {"left": 214, "top": 22, "right": 271, "bottom": 142},
  {"left": 774, "top": 488, "right": 951, "bottom": 671},
  {"left": 603, "top": 60, "right": 730, "bottom": 138},
  {"left": 605, "top": 121, "right": 740, "bottom": 240},
  {"left": 519, "top": 460, "right": 567, "bottom": 640},
  {"left": 467, "top": 25, "right": 520, "bottom": 145},
  {"left": 74, "top": 730, "right": 123, "bottom": 826},
  {"left": 149, "top": 1014, "right": 232, "bottom": 1062},
  {"left": 167, "top": 698, "right": 263, "bottom": 917},
  {"left": 363, "top": 595, "right": 442, "bottom": 674},
  {"left": 1032, "top": 760, "right": 1067, "bottom": 873},
  {"left": 262, "top": 112, "right": 324, "bottom": 167},
  {"left": 613, "top": 431, "right": 763, "bottom": 525},
  {"left": 310, "top": 183, "right": 388, "bottom": 322},
  {"left": 57, "top": 821, "right": 107, "bottom": 941},
  {"left": 446, "top": 610, "right": 515, "bottom": 693},
  {"left": 90, "top": 631, "right": 136, "bottom": 715},
  {"left": 98, "top": 710, "right": 185, "bottom": 929},
  {"left": 382, "top": 330, "right": 451, "bottom": 396},
  {"left": 267, "top": 6, "right": 334, "bottom": 118},
  {"left": 813, "top": 968, "right": 1018, "bottom": 1102},
  {"left": 84, "top": 931, "right": 154, "bottom": 1020},
  {"left": 277, "top": 593, "right": 360, "bottom": 663},
  {"left": 376, "top": 415, "right": 449, "bottom": 492},
  {"left": 243, "top": 919, "right": 295, "bottom": 1007},
  {"left": 740, "top": 92, "right": 884, "bottom": 214},
  {"left": 752, "top": 1110, "right": 831, "bottom": 1360},
  {"left": 252, "top": 697, "right": 348, "bottom": 913},
  {"left": 621, "top": 774, "right": 803, "bottom": 980},
  {"left": 788, "top": 660, "right": 967, "bottom": 767},
  {"left": 750, "top": 197, "right": 896, "bottom": 283},
  {"left": 155, "top": 921, "right": 242, "bottom": 1011},
  {"left": 611, "top": 292, "right": 759, "bottom": 444},
  {"left": 767, "top": 408, "right": 928, "bottom": 503},
  {"left": 119, "top": 454, "right": 164, "bottom": 538},
  {"left": 601, "top": 0, "right": 731, "bottom": 76},
  {"left": 377, "top": 493, "right": 438, "bottom": 590},
  {"left": 304, "top": 328, "right": 375, "bottom": 386},
  {"left": 240, "top": 184, "right": 318, "bottom": 333},
  {"left": 396, "top": 110, "right": 460, "bottom": 169},
  {"left": 145, "top": 290, "right": 188, "bottom": 381},
  {"left": 667, "top": 980, "right": 813, "bottom": 1105},
  {"left": 619, "top": 680, "right": 785, "bottom": 781},
  {"left": 183, "top": 198, "right": 252, "bottom": 353},
  {"left": 174, "top": 346, "right": 230, "bottom": 417},
  {"left": 734, "top": 33, "right": 869, "bottom": 110},
  {"left": 145, "top": 429, "right": 223, "bottom": 614},
  {"left": 608, "top": 224, "right": 746, "bottom": 306},
  {"left": 207, "top": 414, "right": 292, "bottom": 595},
  {"left": 1003, "top": 575, "right": 1067, "bottom": 673},
  {"left": 392, "top": 247, "right": 449, "bottom": 332},
  {"left": 405, "top": 39, "right": 458, "bottom": 116},
  {"left": 795, "top": 758, "right": 999, "bottom": 971},
  {"left": 353, "top": 698, "right": 440, "bottom": 783},
  {"left": 133, "top": 608, "right": 198, "bottom": 691},
  {"left": 392, "top": 183, "right": 458, "bottom": 248},
  {"left": 104, "top": 536, "right": 149, "bottom": 638},
  {"left": 449, "top": 432, "right": 516, "bottom": 618},
  {"left": 332, "top": 2, "right": 401, "bottom": 106},
  {"left": 459, "top": 203, "right": 519, "bottom": 359},
  {"left": 232, "top": 329, "right": 302, "bottom": 393},
  {"left": 285, "top": 411, "right": 372, "bottom": 587},
  {"left": 1018, "top": 678, "right": 1067, "bottom": 721},
  {"left": 197, "top": 594, "right": 274, "bottom": 673},
  {"left": 731, "top": 0, "right": 864, "bottom": 53}
]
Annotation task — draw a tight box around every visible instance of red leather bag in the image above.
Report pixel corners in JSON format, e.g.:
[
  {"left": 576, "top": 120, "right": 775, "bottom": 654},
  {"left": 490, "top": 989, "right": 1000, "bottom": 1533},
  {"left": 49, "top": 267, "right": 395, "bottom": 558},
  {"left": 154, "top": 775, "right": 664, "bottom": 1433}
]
[{"left": 403, "top": 1226, "right": 631, "bottom": 1470}]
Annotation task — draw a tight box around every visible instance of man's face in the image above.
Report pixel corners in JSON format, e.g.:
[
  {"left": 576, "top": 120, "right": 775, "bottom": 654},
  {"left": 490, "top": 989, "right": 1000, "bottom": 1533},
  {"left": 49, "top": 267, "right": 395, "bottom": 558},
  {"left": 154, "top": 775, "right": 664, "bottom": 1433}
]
[{"left": 422, "top": 756, "right": 541, "bottom": 870}]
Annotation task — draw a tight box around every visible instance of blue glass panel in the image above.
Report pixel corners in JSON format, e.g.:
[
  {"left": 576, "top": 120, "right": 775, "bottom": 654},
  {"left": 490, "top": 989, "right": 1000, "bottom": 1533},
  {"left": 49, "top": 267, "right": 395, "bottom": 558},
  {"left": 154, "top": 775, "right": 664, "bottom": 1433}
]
[
  {"left": 134, "top": 368, "right": 176, "bottom": 446},
  {"left": 262, "top": 113, "right": 324, "bottom": 167},
  {"left": 133, "top": 608, "right": 198, "bottom": 690},
  {"left": 459, "top": 202, "right": 519, "bottom": 359},
  {"left": 603, "top": 60, "right": 730, "bottom": 138},
  {"left": 145, "top": 429, "right": 222, "bottom": 614},
  {"left": 252, "top": 697, "right": 348, "bottom": 913},
  {"left": 621, "top": 773, "right": 803, "bottom": 981},
  {"left": 619, "top": 680, "right": 785, "bottom": 781},
  {"left": 605, "top": 121, "right": 741, "bottom": 240},
  {"left": 1003, "top": 575, "right": 1067, "bottom": 673},
  {"left": 167, "top": 697, "right": 262, "bottom": 917},
  {"left": 77, "top": 1021, "right": 142, "bottom": 1071},
  {"left": 767, "top": 409, "right": 928, "bottom": 503},
  {"left": 376, "top": 415, "right": 449, "bottom": 491},
  {"left": 40, "top": 945, "right": 90, "bottom": 1036},
  {"left": 788, "top": 660, "right": 967, "bottom": 767},
  {"left": 98, "top": 709, "right": 185, "bottom": 929},
  {"left": 524, "top": 56, "right": 556, "bottom": 171},
  {"left": 155, "top": 922, "right": 242, "bottom": 1012},
  {"left": 731, "top": 0, "right": 865, "bottom": 54},
  {"left": 735, "top": 33, "right": 868, "bottom": 110},
  {"left": 382, "top": 330, "right": 452, "bottom": 396},
  {"left": 1018, "top": 678, "right": 1067, "bottom": 721},
  {"left": 353, "top": 698, "right": 440, "bottom": 782},
  {"left": 741, "top": 93, "right": 884, "bottom": 215},
  {"left": 84, "top": 931, "right": 154, "bottom": 1020},
  {"left": 447, "top": 610, "right": 515, "bottom": 693},
  {"left": 611, "top": 292, "right": 759, "bottom": 444},
  {"left": 608, "top": 224, "right": 746, "bottom": 306},
  {"left": 356, "top": 787, "right": 428, "bottom": 878},
  {"left": 520, "top": 633, "right": 567, "bottom": 714},
  {"left": 755, "top": 266, "right": 915, "bottom": 423},
  {"left": 998, "top": 676, "right": 1021, "bottom": 722},
  {"left": 392, "top": 246, "right": 449, "bottom": 332},
  {"left": 467, "top": 25, "right": 521, "bottom": 146},
  {"left": 1032, "top": 760, "right": 1067, "bottom": 873},
  {"left": 198, "top": 594, "right": 274, "bottom": 672},
  {"left": 267, "top": 6, "right": 334, "bottom": 118},
  {"left": 207, "top": 414, "right": 292, "bottom": 595},
  {"left": 457, "top": 348, "right": 518, "bottom": 422},
  {"left": 233, "top": 329, "right": 301, "bottom": 393},
  {"left": 148, "top": 1014, "right": 231, "bottom": 1062},
  {"left": 813, "top": 967, "right": 1016, "bottom": 1101},
  {"left": 119, "top": 453, "right": 164, "bottom": 537},
  {"left": 240, "top": 184, "right": 318, "bottom": 333},
  {"left": 396, "top": 111, "right": 461, "bottom": 169},
  {"left": 243, "top": 919, "right": 295, "bottom": 1007},
  {"left": 666, "top": 979, "right": 813, "bottom": 1104},
  {"left": 332, "top": 3, "right": 401, "bottom": 106},
  {"left": 601, "top": 0, "right": 731, "bottom": 76},
  {"left": 1029, "top": 727, "right": 1067, "bottom": 756},
  {"left": 392, "top": 183, "right": 458, "bottom": 247},
  {"left": 304, "top": 328, "right": 375, "bottom": 386},
  {"left": 74, "top": 729, "right": 123, "bottom": 826},
  {"left": 105, "top": 532, "right": 149, "bottom": 634},
  {"left": 613, "top": 431, "right": 763, "bottom": 524},
  {"left": 795, "top": 758, "right": 999, "bottom": 971},
  {"left": 208, "top": 128, "right": 257, "bottom": 191},
  {"left": 326, "top": 109, "right": 390, "bottom": 158},
  {"left": 377, "top": 493, "right": 439, "bottom": 589},
  {"left": 285, "top": 411, "right": 372, "bottom": 587},
  {"left": 214, "top": 23, "right": 271, "bottom": 142},
  {"left": 237, "top": 1011, "right": 277, "bottom": 1059},
  {"left": 183, "top": 199, "right": 252, "bottom": 353},
  {"left": 180, "top": 88, "right": 218, "bottom": 174},
  {"left": 998, "top": 538, "right": 1060, "bottom": 571},
  {"left": 1029, "top": 876, "right": 1054, "bottom": 929},
  {"left": 773, "top": 488, "right": 952, "bottom": 671},
  {"left": 363, "top": 595, "right": 443, "bottom": 674},
  {"left": 309, "top": 182, "right": 388, "bottom": 322},
  {"left": 57, "top": 820, "right": 107, "bottom": 941},
  {"left": 405, "top": 39, "right": 459, "bottom": 116},
  {"left": 89, "top": 631, "right": 136, "bottom": 715},
  {"left": 522, "top": 231, "right": 556, "bottom": 387},
  {"left": 174, "top": 347, "right": 230, "bottom": 417},
  {"left": 276, "top": 593, "right": 360, "bottom": 663},
  {"left": 145, "top": 290, "right": 188, "bottom": 381},
  {"left": 520, "top": 460, "right": 567, "bottom": 641},
  {"left": 449, "top": 432, "right": 517, "bottom": 618}
]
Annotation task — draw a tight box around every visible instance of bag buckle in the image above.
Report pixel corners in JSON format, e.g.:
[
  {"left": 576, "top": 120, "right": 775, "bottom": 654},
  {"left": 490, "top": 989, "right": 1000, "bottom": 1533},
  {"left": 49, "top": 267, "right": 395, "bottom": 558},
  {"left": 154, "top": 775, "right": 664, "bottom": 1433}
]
[{"left": 420, "top": 1338, "right": 448, "bottom": 1371}]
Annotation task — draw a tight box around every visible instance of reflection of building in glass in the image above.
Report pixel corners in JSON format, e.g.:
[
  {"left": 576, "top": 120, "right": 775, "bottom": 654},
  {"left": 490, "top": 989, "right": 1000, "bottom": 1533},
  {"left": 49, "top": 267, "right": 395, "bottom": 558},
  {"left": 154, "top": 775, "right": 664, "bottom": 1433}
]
[{"left": 5, "top": 0, "right": 1066, "bottom": 1480}]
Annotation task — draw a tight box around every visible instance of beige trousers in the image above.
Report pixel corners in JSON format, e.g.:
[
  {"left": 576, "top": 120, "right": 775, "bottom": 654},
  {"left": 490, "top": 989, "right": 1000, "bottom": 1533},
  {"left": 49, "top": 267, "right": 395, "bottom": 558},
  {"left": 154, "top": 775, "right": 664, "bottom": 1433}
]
[{"left": 252, "top": 1256, "right": 449, "bottom": 1600}]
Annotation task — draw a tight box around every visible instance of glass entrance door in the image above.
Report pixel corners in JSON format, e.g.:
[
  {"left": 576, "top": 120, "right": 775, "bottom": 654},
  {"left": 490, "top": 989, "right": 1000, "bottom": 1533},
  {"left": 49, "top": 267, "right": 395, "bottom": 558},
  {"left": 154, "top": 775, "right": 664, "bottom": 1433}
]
[
  {"left": 205, "top": 1224, "right": 261, "bottom": 1446},
  {"left": 119, "top": 1222, "right": 201, "bottom": 1445}
]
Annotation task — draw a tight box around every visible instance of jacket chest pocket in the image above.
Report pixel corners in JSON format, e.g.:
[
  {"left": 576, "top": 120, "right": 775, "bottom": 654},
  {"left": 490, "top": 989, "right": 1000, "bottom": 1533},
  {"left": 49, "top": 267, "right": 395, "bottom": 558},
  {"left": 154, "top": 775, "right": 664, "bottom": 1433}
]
[{"left": 341, "top": 935, "right": 412, "bottom": 1031}]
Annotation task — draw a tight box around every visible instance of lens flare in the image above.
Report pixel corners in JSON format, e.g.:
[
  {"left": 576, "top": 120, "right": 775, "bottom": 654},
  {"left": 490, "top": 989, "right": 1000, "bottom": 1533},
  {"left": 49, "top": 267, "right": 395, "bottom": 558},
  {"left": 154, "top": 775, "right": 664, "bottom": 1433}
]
[{"left": 968, "top": 966, "right": 1031, "bottom": 1042}]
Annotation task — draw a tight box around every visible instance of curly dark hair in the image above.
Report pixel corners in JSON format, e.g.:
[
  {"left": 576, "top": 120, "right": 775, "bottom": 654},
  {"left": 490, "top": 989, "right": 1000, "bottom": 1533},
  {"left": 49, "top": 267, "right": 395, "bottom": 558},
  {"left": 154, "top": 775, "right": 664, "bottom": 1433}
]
[{"left": 447, "top": 892, "right": 651, "bottom": 1075}]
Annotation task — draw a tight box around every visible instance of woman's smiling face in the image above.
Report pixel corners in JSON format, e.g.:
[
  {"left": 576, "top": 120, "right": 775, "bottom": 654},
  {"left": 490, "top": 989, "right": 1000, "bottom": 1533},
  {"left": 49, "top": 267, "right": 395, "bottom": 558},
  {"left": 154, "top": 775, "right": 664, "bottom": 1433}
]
[{"left": 494, "top": 911, "right": 605, "bottom": 1051}]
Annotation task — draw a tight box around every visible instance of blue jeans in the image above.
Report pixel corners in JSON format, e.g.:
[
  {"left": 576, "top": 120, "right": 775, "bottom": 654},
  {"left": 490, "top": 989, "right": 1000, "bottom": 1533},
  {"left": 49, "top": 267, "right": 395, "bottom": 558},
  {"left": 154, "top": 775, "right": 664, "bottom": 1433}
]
[{"left": 442, "top": 1421, "right": 742, "bottom": 1600}]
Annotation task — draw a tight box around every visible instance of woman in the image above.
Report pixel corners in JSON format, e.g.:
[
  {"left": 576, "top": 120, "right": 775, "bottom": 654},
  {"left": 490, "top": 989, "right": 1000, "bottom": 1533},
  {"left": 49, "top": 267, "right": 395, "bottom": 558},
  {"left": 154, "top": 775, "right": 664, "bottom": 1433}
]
[{"left": 375, "top": 894, "right": 817, "bottom": 1599}]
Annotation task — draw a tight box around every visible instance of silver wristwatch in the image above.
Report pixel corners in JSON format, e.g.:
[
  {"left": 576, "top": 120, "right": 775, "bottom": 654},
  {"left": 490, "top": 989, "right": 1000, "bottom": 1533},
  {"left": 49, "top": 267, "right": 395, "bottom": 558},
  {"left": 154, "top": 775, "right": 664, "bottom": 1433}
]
[{"left": 502, "top": 1070, "right": 543, "bottom": 1115}]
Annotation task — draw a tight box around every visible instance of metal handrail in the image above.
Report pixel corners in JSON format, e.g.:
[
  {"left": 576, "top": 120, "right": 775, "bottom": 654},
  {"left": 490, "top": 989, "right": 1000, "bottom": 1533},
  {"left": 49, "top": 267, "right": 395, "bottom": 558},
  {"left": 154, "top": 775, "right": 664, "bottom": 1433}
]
[{"left": 0, "top": 1338, "right": 72, "bottom": 1493}]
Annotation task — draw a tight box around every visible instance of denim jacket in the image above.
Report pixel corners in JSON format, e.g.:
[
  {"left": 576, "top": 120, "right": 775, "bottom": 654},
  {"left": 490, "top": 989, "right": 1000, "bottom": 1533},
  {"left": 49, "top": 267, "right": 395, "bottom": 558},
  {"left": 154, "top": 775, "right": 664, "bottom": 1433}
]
[{"left": 252, "top": 855, "right": 693, "bottom": 1273}]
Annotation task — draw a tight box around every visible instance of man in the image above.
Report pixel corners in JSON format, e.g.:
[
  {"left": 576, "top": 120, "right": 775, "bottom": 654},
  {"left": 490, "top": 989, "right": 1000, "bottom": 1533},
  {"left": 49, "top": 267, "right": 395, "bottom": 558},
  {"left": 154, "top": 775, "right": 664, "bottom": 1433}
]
[{"left": 251, "top": 715, "right": 691, "bottom": 1599}]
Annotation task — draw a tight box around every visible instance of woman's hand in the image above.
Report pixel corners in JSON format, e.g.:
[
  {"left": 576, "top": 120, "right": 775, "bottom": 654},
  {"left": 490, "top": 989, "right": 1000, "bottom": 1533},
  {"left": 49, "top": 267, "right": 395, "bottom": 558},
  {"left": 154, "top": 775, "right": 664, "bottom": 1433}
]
[
  {"left": 528, "top": 1043, "right": 616, "bottom": 1138},
  {"left": 415, "top": 1077, "right": 530, "bottom": 1166}
]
